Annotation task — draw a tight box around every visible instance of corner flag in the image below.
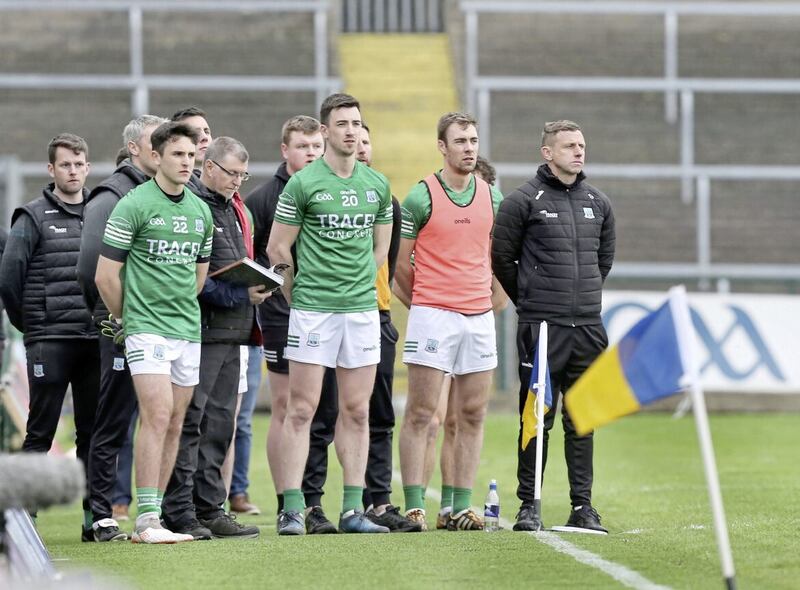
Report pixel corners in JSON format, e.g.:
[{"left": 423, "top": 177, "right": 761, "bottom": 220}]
[
  {"left": 564, "top": 295, "right": 684, "bottom": 436},
  {"left": 563, "top": 286, "right": 737, "bottom": 588},
  {"left": 521, "top": 328, "right": 552, "bottom": 451}
]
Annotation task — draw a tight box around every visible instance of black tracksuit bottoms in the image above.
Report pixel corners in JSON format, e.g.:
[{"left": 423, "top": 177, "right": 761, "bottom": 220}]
[
  {"left": 23, "top": 339, "right": 100, "bottom": 512},
  {"left": 303, "top": 316, "right": 398, "bottom": 509},
  {"left": 162, "top": 342, "right": 240, "bottom": 527},
  {"left": 515, "top": 322, "right": 608, "bottom": 509},
  {"left": 88, "top": 335, "right": 138, "bottom": 522}
]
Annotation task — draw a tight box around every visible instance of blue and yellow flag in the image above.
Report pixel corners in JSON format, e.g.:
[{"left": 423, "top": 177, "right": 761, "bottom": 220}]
[
  {"left": 521, "top": 339, "right": 552, "bottom": 451},
  {"left": 565, "top": 299, "right": 685, "bottom": 436}
]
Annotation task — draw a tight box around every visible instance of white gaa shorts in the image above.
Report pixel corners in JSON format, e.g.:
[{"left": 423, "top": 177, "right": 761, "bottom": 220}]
[
  {"left": 285, "top": 309, "right": 380, "bottom": 369},
  {"left": 402, "top": 305, "right": 497, "bottom": 375},
  {"left": 124, "top": 333, "right": 201, "bottom": 387}
]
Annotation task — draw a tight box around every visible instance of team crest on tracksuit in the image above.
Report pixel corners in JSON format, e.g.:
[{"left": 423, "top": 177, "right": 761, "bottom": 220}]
[
  {"left": 33, "top": 363, "right": 44, "bottom": 378},
  {"left": 113, "top": 357, "right": 126, "bottom": 371}
]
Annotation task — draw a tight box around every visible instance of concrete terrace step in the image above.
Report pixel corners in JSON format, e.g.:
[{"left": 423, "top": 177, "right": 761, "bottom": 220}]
[{"left": 339, "top": 33, "right": 458, "bottom": 198}]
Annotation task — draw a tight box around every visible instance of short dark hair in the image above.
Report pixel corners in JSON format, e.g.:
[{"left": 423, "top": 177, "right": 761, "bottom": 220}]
[
  {"left": 319, "top": 93, "right": 360, "bottom": 126},
  {"left": 474, "top": 156, "right": 496, "bottom": 185},
  {"left": 47, "top": 133, "right": 89, "bottom": 164},
  {"left": 437, "top": 112, "right": 477, "bottom": 143},
  {"left": 115, "top": 146, "right": 129, "bottom": 166},
  {"left": 362, "top": 122, "right": 370, "bottom": 134},
  {"left": 171, "top": 106, "right": 207, "bottom": 122},
  {"left": 541, "top": 120, "right": 582, "bottom": 146},
  {"left": 281, "top": 115, "right": 321, "bottom": 145},
  {"left": 150, "top": 121, "right": 199, "bottom": 156}
]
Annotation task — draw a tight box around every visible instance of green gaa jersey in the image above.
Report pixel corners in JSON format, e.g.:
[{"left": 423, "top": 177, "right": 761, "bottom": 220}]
[
  {"left": 275, "top": 157, "right": 393, "bottom": 312},
  {"left": 102, "top": 179, "right": 213, "bottom": 342}
]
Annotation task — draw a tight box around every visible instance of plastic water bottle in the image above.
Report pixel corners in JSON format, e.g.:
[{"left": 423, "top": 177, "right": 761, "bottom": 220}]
[{"left": 484, "top": 479, "right": 500, "bottom": 532}]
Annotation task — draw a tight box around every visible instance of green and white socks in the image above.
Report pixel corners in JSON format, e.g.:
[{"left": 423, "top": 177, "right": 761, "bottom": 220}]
[
  {"left": 135, "top": 487, "right": 162, "bottom": 528},
  {"left": 439, "top": 484, "right": 454, "bottom": 516},
  {"left": 452, "top": 487, "right": 472, "bottom": 514}
]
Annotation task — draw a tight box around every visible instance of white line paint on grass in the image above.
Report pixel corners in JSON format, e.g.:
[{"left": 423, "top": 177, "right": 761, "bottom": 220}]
[
  {"left": 531, "top": 531, "right": 672, "bottom": 590},
  {"left": 392, "top": 471, "right": 671, "bottom": 590}
]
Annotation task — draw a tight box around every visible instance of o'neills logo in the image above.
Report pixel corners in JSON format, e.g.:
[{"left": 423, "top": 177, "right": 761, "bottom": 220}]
[{"left": 454, "top": 217, "right": 471, "bottom": 224}]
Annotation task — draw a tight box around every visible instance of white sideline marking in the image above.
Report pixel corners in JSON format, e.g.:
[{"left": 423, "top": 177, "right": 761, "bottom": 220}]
[
  {"left": 531, "top": 531, "right": 671, "bottom": 590},
  {"left": 392, "top": 471, "right": 671, "bottom": 590}
]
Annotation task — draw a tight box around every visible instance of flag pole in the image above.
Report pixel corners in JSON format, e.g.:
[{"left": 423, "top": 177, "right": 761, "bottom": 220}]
[
  {"left": 532, "top": 321, "right": 548, "bottom": 531},
  {"left": 669, "top": 286, "right": 737, "bottom": 590}
]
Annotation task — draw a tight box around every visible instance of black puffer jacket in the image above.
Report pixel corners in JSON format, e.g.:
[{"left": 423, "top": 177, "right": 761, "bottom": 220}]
[
  {"left": 492, "top": 164, "right": 615, "bottom": 326},
  {"left": 77, "top": 159, "right": 149, "bottom": 324},
  {"left": 0, "top": 185, "right": 96, "bottom": 344},
  {"left": 195, "top": 181, "right": 255, "bottom": 344}
]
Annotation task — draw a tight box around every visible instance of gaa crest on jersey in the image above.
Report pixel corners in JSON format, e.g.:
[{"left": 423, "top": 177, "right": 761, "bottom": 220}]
[
  {"left": 153, "top": 344, "right": 166, "bottom": 361},
  {"left": 195, "top": 218, "right": 205, "bottom": 233},
  {"left": 366, "top": 190, "right": 378, "bottom": 203},
  {"left": 113, "top": 357, "right": 125, "bottom": 371},
  {"left": 307, "top": 333, "right": 320, "bottom": 347},
  {"left": 33, "top": 363, "right": 45, "bottom": 378},
  {"left": 425, "top": 339, "right": 439, "bottom": 354}
]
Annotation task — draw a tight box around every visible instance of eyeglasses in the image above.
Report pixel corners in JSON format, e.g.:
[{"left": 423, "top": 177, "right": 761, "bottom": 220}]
[{"left": 211, "top": 160, "right": 250, "bottom": 182}]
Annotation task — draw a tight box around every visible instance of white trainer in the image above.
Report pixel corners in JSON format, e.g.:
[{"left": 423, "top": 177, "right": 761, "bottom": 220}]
[{"left": 131, "top": 514, "right": 193, "bottom": 544}]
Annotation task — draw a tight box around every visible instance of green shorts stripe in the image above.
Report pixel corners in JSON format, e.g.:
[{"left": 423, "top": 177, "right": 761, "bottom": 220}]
[{"left": 126, "top": 350, "right": 145, "bottom": 362}]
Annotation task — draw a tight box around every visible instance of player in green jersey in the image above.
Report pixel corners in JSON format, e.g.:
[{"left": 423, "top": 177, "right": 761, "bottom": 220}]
[
  {"left": 267, "top": 93, "right": 393, "bottom": 535},
  {"left": 96, "top": 121, "right": 213, "bottom": 544}
]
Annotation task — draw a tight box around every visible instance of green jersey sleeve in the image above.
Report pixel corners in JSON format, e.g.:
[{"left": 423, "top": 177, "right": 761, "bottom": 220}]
[
  {"left": 275, "top": 174, "right": 305, "bottom": 226},
  {"left": 376, "top": 179, "right": 393, "bottom": 225},
  {"left": 102, "top": 196, "right": 139, "bottom": 251},
  {"left": 490, "top": 185, "right": 504, "bottom": 215},
  {"left": 200, "top": 207, "right": 213, "bottom": 259},
  {"left": 400, "top": 181, "right": 430, "bottom": 239}
]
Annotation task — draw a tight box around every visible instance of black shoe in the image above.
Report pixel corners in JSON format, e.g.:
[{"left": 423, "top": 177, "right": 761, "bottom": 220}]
[
  {"left": 171, "top": 518, "right": 213, "bottom": 540},
  {"left": 81, "top": 525, "right": 94, "bottom": 542},
  {"left": 305, "top": 506, "right": 337, "bottom": 534},
  {"left": 513, "top": 505, "right": 543, "bottom": 532},
  {"left": 277, "top": 510, "right": 305, "bottom": 536},
  {"left": 366, "top": 505, "right": 423, "bottom": 532},
  {"left": 564, "top": 505, "right": 608, "bottom": 534},
  {"left": 199, "top": 513, "right": 259, "bottom": 539},
  {"left": 92, "top": 518, "right": 128, "bottom": 542}
]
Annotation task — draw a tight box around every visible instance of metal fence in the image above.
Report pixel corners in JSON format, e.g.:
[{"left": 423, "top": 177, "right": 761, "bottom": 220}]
[
  {"left": 341, "top": 0, "right": 443, "bottom": 32},
  {"left": 0, "top": 0, "right": 341, "bottom": 222},
  {"left": 460, "top": 1, "right": 800, "bottom": 286}
]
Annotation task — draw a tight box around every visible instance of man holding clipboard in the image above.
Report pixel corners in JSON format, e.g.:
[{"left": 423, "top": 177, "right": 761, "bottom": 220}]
[{"left": 160, "top": 137, "right": 267, "bottom": 541}]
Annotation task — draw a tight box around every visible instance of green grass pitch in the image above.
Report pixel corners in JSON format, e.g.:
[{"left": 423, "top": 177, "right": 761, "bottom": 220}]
[{"left": 34, "top": 412, "right": 800, "bottom": 589}]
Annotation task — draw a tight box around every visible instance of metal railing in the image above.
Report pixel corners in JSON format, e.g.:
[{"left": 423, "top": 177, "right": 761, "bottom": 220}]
[
  {"left": 461, "top": 1, "right": 800, "bottom": 285},
  {"left": 342, "top": 0, "right": 442, "bottom": 32},
  {"left": 0, "top": 1, "right": 339, "bottom": 114},
  {"left": 0, "top": 0, "right": 341, "bottom": 221}
]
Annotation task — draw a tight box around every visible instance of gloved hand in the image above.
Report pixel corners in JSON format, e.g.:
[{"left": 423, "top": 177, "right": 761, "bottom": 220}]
[{"left": 100, "top": 314, "right": 125, "bottom": 348}]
